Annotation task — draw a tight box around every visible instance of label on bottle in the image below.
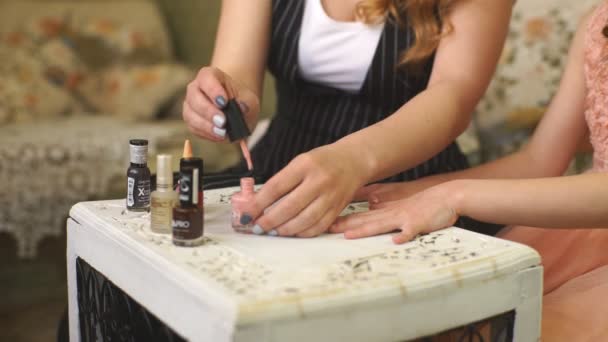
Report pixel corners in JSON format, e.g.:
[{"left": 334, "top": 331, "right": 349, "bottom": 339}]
[
  {"left": 172, "top": 208, "right": 203, "bottom": 245},
  {"left": 127, "top": 177, "right": 135, "bottom": 206},
  {"left": 179, "top": 173, "right": 192, "bottom": 203},
  {"left": 129, "top": 144, "right": 148, "bottom": 165},
  {"left": 135, "top": 179, "right": 151, "bottom": 206},
  {"left": 151, "top": 196, "right": 174, "bottom": 233}
]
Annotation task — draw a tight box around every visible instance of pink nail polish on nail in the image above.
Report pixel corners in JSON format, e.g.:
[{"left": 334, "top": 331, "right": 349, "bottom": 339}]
[{"left": 231, "top": 177, "right": 260, "bottom": 234}]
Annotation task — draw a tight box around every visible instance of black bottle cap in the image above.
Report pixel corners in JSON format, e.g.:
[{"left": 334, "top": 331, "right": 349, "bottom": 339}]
[
  {"left": 223, "top": 99, "right": 251, "bottom": 142},
  {"left": 129, "top": 139, "right": 148, "bottom": 146}
]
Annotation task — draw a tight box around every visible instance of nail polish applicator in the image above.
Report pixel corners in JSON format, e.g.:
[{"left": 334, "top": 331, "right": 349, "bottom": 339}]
[{"left": 223, "top": 99, "right": 253, "bottom": 172}]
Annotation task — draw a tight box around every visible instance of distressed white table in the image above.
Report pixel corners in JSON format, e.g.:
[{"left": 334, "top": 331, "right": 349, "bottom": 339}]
[{"left": 67, "top": 186, "right": 542, "bottom": 342}]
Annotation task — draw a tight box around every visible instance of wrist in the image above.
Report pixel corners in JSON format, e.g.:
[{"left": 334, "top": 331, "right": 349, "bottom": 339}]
[
  {"left": 330, "top": 140, "right": 379, "bottom": 186},
  {"left": 444, "top": 179, "right": 469, "bottom": 217}
]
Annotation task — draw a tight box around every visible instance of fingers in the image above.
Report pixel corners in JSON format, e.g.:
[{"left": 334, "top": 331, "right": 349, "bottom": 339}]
[
  {"left": 392, "top": 226, "right": 418, "bottom": 244},
  {"left": 253, "top": 168, "right": 307, "bottom": 231},
  {"left": 195, "top": 67, "right": 230, "bottom": 108},
  {"left": 273, "top": 197, "right": 331, "bottom": 236},
  {"left": 330, "top": 208, "right": 388, "bottom": 233},
  {"left": 256, "top": 182, "right": 318, "bottom": 233},
  {"left": 185, "top": 82, "right": 227, "bottom": 131},
  {"left": 183, "top": 67, "right": 232, "bottom": 141},
  {"left": 343, "top": 213, "right": 401, "bottom": 240},
  {"left": 296, "top": 212, "right": 336, "bottom": 238},
  {"left": 182, "top": 101, "right": 226, "bottom": 141}
]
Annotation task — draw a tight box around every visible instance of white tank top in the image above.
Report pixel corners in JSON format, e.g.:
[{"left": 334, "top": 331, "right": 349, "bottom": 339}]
[{"left": 298, "top": 0, "right": 385, "bottom": 93}]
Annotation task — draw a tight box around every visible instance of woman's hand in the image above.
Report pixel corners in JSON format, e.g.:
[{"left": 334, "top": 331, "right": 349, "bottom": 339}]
[
  {"left": 182, "top": 66, "right": 260, "bottom": 142},
  {"left": 331, "top": 182, "right": 463, "bottom": 244},
  {"left": 250, "top": 144, "right": 371, "bottom": 238}
]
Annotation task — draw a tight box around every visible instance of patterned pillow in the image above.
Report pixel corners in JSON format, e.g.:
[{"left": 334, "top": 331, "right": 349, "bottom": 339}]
[
  {"left": 475, "top": 0, "right": 597, "bottom": 160},
  {"left": 0, "top": 12, "right": 193, "bottom": 125}
]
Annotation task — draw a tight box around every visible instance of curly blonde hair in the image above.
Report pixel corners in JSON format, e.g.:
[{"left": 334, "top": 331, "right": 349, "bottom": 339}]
[{"left": 356, "top": 0, "right": 461, "bottom": 66}]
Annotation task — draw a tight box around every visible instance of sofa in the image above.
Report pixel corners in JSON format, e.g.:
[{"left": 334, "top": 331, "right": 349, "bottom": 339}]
[
  {"left": 0, "top": 0, "right": 597, "bottom": 259},
  {"left": 0, "top": 0, "right": 246, "bottom": 258}
]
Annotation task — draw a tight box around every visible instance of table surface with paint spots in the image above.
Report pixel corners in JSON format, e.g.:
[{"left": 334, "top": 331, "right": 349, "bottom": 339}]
[{"left": 70, "top": 186, "right": 541, "bottom": 323}]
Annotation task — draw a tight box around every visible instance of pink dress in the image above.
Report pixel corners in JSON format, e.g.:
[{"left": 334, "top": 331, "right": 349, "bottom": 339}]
[{"left": 498, "top": 3, "right": 608, "bottom": 340}]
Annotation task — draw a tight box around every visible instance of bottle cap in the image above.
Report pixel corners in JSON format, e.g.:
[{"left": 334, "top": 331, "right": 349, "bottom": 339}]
[
  {"left": 129, "top": 139, "right": 148, "bottom": 165},
  {"left": 224, "top": 99, "right": 251, "bottom": 142},
  {"left": 156, "top": 154, "right": 173, "bottom": 190}
]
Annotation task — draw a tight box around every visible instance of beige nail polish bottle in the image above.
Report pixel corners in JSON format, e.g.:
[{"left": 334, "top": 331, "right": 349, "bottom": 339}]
[{"left": 151, "top": 154, "right": 178, "bottom": 234}]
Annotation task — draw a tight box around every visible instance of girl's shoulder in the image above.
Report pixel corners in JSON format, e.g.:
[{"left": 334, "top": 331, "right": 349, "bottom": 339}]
[{"left": 585, "top": 2, "right": 608, "bottom": 44}]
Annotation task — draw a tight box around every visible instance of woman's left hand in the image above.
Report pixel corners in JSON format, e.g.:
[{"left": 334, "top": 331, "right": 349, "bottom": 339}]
[
  {"left": 252, "top": 144, "right": 369, "bottom": 238},
  {"left": 330, "top": 182, "right": 462, "bottom": 244}
]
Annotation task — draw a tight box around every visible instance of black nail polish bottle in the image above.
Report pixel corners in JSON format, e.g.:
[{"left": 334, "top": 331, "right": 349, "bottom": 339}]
[
  {"left": 126, "top": 139, "right": 151, "bottom": 211},
  {"left": 172, "top": 157, "right": 204, "bottom": 247}
]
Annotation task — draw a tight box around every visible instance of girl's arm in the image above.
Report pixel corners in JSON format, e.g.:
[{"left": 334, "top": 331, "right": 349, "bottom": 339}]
[
  {"left": 452, "top": 174, "right": 608, "bottom": 229},
  {"left": 358, "top": 11, "right": 590, "bottom": 203},
  {"left": 332, "top": 173, "right": 608, "bottom": 244}
]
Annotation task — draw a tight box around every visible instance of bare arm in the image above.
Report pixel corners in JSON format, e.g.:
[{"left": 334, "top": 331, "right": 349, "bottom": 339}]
[
  {"left": 359, "top": 12, "right": 590, "bottom": 202},
  {"left": 333, "top": 173, "right": 608, "bottom": 244},
  {"left": 211, "top": 0, "right": 271, "bottom": 97},
  {"left": 335, "top": 0, "right": 514, "bottom": 182},
  {"left": 450, "top": 174, "right": 608, "bottom": 229}
]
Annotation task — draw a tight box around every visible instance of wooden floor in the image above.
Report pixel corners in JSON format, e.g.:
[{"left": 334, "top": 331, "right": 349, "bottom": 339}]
[{"left": 0, "top": 232, "right": 67, "bottom": 342}]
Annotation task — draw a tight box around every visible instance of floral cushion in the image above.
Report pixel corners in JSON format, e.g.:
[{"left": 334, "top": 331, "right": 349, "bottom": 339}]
[
  {"left": 0, "top": 6, "right": 193, "bottom": 125},
  {"left": 474, "top": 0, "right": 598, "bottom": 160}
]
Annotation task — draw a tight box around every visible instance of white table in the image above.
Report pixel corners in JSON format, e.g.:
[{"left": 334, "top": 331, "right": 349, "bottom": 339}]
[{"left": 67, "top": 186, "right": 542, "bottom": 341}]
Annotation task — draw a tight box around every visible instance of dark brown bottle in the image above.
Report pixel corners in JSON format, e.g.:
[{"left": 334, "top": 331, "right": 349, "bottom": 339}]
[{"left": 172, "top": 157, "right": 204, "bottom": 247}]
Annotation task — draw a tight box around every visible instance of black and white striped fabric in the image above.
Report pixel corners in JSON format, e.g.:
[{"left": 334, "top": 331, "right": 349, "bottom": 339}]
[
  {"left": 234, "top": 0, "right": 502, "bottom": 236},
  {"left": 246, "top": 0, "right": 468, "bottom": 183}
]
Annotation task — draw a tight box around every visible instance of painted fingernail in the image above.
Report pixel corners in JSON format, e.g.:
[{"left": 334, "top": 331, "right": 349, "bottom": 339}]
[
  {"left": 239, "top": 100, "right": 250, "bottom": 113},
  {"left": 240, "top": 214, "right": 253, "bottom": 225},
  {"left": 268, "top": 229, "right": 278, "bottom": 237},
  {"left": 213, "top": 114, "right": 226, "bottom": 127},
  {"left": 213, "top": 127, "right": 226, "bottom": 138},
  {"left": 252, "top": 224, "right": 264, "bottom": 235},
  {"left": 215, "top": 96, "right": 227, "bottom": 108}
]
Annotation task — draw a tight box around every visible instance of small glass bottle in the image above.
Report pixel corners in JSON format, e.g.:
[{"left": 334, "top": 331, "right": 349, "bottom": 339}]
[
  {"left": 126, "top": 139, "right": 151, "bottom": 211},
  {"left": 231, "top": 177, "right": 260, "bottom": 233},
  {"left": 172, "top": 157, "right": 204, "bottom": 247},
  {"left": 151, "top": 154, "right": 178, "bottom": 234}
]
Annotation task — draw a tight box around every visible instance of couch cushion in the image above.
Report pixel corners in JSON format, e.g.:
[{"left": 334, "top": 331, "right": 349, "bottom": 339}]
[{"left": 0, "top": 0, "right": 173, "bottom": 59}]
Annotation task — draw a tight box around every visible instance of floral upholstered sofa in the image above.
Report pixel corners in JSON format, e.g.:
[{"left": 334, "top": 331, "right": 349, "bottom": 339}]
[
  {"left": 469, "top": 0, "right": 598, "bottom": 163},
  {"left": 0, "top": 0, "right": 599, "bottom": 258},
  {"left": 0, "top": 0, "right": 239, "bottom": 258}
]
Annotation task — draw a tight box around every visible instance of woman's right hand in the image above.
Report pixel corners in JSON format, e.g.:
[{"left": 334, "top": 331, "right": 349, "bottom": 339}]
[{"left": 183, "top": 66, "right": 260, "bottom": 142}]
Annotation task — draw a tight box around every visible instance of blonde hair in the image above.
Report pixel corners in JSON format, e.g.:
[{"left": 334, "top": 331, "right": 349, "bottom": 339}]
[{"left": 356, "top": 0, "right": 461, "bottom": 66}]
